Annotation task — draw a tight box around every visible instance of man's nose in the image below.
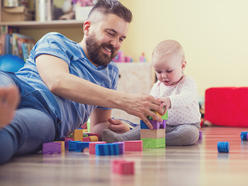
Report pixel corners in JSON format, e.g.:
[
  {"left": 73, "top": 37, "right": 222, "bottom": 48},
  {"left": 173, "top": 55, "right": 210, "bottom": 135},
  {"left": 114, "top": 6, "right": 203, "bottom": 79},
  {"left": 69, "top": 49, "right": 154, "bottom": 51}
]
[{"left": 110, "top": 38, "right": 120, "bottom": 48}]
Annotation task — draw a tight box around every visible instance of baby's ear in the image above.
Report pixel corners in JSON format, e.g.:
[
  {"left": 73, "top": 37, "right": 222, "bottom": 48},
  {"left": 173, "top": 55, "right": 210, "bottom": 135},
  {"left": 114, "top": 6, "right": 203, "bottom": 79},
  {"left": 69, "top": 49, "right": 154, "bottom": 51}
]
[{"left": 182, "top": 60, "right": 187, "bottom": 70}]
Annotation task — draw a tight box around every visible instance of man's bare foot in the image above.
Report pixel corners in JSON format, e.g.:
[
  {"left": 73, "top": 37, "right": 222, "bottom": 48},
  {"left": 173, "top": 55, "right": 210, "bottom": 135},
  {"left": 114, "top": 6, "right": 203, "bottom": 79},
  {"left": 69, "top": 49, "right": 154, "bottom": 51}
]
[{"left": 0, "top": 85, "right": 20, "bottom": 128}]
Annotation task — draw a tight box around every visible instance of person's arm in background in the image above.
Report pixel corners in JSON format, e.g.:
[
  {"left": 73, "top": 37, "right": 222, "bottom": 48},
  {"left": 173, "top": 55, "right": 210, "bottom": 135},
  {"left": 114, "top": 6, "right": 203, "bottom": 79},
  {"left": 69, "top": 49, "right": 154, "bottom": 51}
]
[{"left": 36, "top": 54, "right": 164, "bottom": 129}]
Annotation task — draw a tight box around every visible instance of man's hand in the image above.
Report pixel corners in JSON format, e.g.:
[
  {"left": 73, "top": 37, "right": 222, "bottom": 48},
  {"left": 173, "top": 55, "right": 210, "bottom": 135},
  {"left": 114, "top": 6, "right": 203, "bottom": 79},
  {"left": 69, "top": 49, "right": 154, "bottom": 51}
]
[
  {"left": 122, "top": 93, "right": 164, "bottom": 129},
  {"left": 108, "top": 118, "right": 130, "bottom": 134}
]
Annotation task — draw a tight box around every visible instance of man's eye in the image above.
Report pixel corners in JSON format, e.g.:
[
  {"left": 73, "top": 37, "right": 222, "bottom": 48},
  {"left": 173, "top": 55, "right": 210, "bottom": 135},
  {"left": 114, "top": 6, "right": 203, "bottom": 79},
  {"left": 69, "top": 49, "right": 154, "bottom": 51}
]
[{"left": 107, "top": 32, "right": 114, "bottom": 36}]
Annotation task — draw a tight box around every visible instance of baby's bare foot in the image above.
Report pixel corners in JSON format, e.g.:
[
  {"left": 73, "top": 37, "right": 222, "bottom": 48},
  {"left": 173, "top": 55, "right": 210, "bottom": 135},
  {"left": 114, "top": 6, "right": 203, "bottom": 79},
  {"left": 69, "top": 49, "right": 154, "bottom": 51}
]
[{"left": 0, "top": 85, "right": 20, "bottom": 128}]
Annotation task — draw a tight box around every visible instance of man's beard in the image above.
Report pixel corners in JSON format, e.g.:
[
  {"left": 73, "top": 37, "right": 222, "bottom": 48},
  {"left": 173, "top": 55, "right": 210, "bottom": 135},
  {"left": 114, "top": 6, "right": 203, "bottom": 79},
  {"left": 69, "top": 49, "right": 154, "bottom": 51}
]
[{"left": 85, "top": 34, "right": 118, "bottom": 66}]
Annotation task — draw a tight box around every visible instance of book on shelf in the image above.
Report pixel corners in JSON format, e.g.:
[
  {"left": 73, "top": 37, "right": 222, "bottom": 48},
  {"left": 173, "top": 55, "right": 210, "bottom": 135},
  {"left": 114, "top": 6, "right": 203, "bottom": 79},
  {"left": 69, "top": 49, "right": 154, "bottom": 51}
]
[{"left": 0, "top": 26, "right": 35, "bottom": 61}]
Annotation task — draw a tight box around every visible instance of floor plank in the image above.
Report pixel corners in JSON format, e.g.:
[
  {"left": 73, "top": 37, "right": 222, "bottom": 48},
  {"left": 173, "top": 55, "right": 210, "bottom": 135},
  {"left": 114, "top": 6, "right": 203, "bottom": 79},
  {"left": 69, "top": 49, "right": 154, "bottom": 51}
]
[{"left": 1, "top": 126, "right": 248, "bottom": 186}]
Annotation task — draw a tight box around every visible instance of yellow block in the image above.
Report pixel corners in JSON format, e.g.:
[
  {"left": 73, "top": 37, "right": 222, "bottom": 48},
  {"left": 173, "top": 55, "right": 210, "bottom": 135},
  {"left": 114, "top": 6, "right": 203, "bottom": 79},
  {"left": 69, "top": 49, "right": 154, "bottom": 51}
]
[
  {"left": 74, "top": 129, "right": 83, "bottom": 141},
  {"left": 89, "top": 136, "right": 99, "bottom": 142}
]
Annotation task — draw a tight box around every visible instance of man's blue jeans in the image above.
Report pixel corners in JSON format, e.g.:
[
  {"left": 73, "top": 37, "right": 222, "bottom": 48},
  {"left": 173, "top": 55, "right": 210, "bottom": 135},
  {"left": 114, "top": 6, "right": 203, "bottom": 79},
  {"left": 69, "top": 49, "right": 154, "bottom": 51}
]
[{"left": 0, "top": 72, "right": 56, "bottom": 164}]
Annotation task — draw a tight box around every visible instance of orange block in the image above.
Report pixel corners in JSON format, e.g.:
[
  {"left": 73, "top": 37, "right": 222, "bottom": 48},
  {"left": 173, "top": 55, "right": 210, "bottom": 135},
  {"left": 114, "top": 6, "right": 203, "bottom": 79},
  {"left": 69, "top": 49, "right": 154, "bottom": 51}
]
[{"left": 74, "top": 129, "right": 83, "bottom": 141}]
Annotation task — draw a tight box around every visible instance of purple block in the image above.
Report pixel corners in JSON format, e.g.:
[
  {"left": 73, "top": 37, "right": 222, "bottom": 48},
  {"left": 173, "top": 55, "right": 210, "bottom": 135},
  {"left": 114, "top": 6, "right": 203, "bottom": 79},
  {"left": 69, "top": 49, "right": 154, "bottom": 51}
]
[
  {"left": 65, "top": 139, "right": 72, "bottom": 150},
  {"left": 113, "top": 142, "right": 125, "bottom": 154},
  {"left": 149, "top": 119, "right": 166, "bottom": 129},
  {"left": 43, "top": 142, "right": 61, "bottom": 154},
  {"left": 199, "top": 131, "right": 202, "bottom": 140}
]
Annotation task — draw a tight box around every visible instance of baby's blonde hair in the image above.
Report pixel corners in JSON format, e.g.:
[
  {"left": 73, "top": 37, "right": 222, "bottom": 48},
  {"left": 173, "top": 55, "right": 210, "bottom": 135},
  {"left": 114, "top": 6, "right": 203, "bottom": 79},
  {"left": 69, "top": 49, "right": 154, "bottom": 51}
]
[{"left": 152, "top": 40, "right": 185, "bottom": 62}]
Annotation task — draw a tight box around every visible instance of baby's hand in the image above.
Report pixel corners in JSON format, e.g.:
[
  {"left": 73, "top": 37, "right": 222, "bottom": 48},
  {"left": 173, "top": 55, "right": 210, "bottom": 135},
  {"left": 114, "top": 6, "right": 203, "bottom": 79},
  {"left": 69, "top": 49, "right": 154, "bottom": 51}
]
[{"left": 157, "top": 97, "right": 171, "bottom": 114}]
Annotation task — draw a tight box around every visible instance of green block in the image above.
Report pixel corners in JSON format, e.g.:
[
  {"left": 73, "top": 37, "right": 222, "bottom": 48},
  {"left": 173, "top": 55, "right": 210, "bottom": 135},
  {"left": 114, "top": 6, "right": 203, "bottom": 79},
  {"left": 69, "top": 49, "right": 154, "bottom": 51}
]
[
  {"left": 141, "top": 138, "right": 166, "bottom": 149},
  {"left": 161, "top": 111, "right": 168, "bottom": 120}
]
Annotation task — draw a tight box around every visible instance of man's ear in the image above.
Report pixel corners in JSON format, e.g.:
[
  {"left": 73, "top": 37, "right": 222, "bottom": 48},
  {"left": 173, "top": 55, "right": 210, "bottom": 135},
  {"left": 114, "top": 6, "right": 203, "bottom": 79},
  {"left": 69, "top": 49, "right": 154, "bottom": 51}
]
[
  {"left": 182, "top": 60, "right": 187, "bottom": 71},
  {"left": 83, "top": 20, "right": 91, "bottom": 36}
]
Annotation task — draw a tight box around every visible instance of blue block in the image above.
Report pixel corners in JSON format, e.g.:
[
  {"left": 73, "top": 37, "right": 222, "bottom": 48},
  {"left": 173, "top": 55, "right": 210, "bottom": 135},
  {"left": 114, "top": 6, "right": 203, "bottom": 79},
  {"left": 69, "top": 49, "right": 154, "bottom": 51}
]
[
  {"left": 140, "top": 120, "right": 149, "bottom": 129},
  {"left": 95, "top": 143, "right": 119, "bottom": 156},
  {"left": 76, "top": 142, "right": 90, "bottom": 152},
  {"left": 68, "top": 141, "right": 80, "bottom": 151}
]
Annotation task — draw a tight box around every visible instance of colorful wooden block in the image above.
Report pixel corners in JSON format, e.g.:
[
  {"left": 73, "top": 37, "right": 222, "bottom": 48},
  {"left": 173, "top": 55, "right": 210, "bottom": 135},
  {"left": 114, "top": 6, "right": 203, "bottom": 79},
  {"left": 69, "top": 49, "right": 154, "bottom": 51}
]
[
  {"left": 43, "top": 142, "right": 61, "bottom": 154},
  {"left": 85, "top": 132, "right": 99, "bottom": 139},
  {"left": 83, "top": 137, "right": 91, "bottom": 142},
  {"left": 68, "top": 141, "right": 81, "bottom": 151},
  {"left": 149, "top": 119, "right": 166, "bottom": 129},
  {"left": 140, "top": 129, "right": 165, "bottom": 139},
  {"left": 53, "top": 141, "right": 65, "bottom": 151},
  {"left": 111, "top": 159, "right": 134, "bottom": 175},
  {"left": 95, "top": 143, "right": 119, "bottom": 156},
  {"left": 74, "top": 129, "right": 83, "bottom": 141},
  {"left": 76, "top": 142, "right": 90, "bottom": 152},
  {"left": 89, "top": 135, "right": 98, "bottom": 142},
  {"left": 113, "top": 142, "right": 125, "bottom": 154},
  {"left": 89, "top": 141, "right": 106, "bottom": 154},
  {"left": 141, "top": 138, "right": 165, "bottom": 149},
  {"left": 140, "top": 120, "right": 149, "bottom": 129},
  {"left": 64, "top": 139, "right": 72, "bottom": 150},
  {"left": 161, "top": 111, "right": 168, "bottom": 120},
  {"left": 124, "top": 140, "right": 143, "bottom": 151}
]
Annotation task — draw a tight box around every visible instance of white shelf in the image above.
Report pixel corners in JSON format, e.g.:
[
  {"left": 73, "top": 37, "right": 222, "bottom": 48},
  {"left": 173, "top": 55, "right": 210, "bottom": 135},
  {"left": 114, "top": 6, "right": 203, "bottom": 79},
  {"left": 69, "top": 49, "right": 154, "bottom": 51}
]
[{"left": 0, "top": 20, "right": 85, "bottom": 28}]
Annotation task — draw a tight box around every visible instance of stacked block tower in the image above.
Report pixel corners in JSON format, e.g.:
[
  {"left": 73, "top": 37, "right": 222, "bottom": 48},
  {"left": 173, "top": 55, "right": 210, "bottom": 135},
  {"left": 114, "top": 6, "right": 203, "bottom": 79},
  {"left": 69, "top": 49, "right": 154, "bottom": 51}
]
[{"left": 140, "top": 111, "right": 168, "bottom": 148}]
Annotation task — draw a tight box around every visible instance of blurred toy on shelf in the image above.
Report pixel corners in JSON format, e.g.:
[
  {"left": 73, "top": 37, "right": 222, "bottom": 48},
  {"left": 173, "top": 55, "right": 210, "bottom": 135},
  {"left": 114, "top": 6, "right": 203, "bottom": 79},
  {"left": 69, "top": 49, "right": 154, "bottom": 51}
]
[
  {"left": 113, "top": 50, "right": 133, "bottom": 62},
  {"left": 139, "top": 52, "right": 146, "bottom": 62}
]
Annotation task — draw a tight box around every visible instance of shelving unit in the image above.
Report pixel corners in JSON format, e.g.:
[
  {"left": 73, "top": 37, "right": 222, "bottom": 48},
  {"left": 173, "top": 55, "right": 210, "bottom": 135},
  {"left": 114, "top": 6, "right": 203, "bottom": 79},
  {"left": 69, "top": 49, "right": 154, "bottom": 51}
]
[{"left": 0, "top": 0, "right": 85, "bottom": 42}]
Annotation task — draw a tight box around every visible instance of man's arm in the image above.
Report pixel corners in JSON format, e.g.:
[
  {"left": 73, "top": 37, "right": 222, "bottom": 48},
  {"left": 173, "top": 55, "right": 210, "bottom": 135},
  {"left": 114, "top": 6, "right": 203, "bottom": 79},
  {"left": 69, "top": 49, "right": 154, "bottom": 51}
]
[{"left": 36, "top": 54, "right": 164, "bottom": 128}]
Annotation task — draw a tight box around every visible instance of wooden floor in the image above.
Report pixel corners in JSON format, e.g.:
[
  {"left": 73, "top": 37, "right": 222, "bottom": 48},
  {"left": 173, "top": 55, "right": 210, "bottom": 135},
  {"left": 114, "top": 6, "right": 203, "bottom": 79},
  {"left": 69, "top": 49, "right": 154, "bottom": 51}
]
[{"left": 1, "top": 126, "right": 248, "bottom": 186}]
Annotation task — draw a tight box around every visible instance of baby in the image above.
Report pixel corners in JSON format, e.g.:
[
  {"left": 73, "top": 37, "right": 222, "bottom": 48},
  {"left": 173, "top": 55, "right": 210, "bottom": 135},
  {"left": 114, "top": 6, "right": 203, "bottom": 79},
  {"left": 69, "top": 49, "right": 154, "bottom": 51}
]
[{"left": 102, "top": 40, "right": 201, "bottom": 146}]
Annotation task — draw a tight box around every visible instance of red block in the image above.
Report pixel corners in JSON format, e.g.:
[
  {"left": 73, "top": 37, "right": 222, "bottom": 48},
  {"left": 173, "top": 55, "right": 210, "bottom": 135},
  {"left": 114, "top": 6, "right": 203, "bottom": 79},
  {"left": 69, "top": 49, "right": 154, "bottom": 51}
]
[
  {"left": 89, "top": 141, "right": 106, "bottom": 154},
  {"left": 83, "top": 137, "right": 91, "bottom": 142},
  {"left": 111, "top": 159, "right": 134, "bottom": 175},
  {"left": 124, "top": 140, "right": 143, "bottom": 151},
  {"left": 205, "top": 87, "right": 248, "bottom": 127}
]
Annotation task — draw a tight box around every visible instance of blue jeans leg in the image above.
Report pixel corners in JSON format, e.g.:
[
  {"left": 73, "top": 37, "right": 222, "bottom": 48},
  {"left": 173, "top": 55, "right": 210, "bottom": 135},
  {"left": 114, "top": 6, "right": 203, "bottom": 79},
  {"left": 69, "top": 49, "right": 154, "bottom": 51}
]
[{"left": 0, "top": 108, "right": 55, "bottom": 164}]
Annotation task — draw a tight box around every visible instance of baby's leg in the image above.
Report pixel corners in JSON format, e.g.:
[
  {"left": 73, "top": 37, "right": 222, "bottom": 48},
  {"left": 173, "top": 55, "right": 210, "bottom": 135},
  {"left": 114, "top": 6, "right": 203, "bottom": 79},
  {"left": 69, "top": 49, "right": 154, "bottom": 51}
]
[
  {"left": 102, "top": 126, "right": 141, "bottom": 143},
  {"left": 0, "top": 72, "right": 20, "bottom": 128},
  {"left": 166, "top": 123, "right": 200, "bottom": 146}
]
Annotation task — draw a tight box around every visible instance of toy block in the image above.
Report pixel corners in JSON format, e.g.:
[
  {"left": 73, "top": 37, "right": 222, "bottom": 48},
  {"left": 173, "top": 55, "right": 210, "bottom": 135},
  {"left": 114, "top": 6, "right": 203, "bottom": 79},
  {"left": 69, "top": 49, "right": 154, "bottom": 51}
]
[
  {"left": 76, "top": 142, "right": 90, "bottom": 152},
  {"left": 124, "top": 140, "right": 143, "bottom": 151},
  {"left": 83, "top": 129, "right": 88, "bottom": 133},
  {"left": 86, "top": 132, "right": 99, "bottom": 139},
  {"left": 74, "top": 129, "right": 83, "bottom": 141},
  {"left": 217, "top": 141, "right": 229, "bottom": 153},
  {"left": 89, "top": 135, "right": 99, "bottom": 142},
  {"left": 68, "top": 141, "right": 81, "bottom": 151},
  {"left": 111, "top": 159, "right": 134, "bottom": 175},
  {"left": 95, "top": 143, "right": 119, "bottom": 156},
  {"left": 64, "top": 139, "right": 72, "bottom": 150},
  {"left": 149, "top": 119, "right": 166, "bottom": 129},
  {"left": 83, "top": 133, "right": 89, "bottom": 137},
  {"left": 161, "top": 111, "right": 168, "bottom": 120},
  {"left": 113, "top": 142, "right": 125, "bottom": 154},
  {"left": 240, "top": 131, "right": 248, "bottom": 140},
  {"left": 53, "top": 141, "right": 65, "bottom": 151},
  {"left": 64, "top": 137, "right": 74, "bottom": 141},
  {"left": 141, "top": 138, "right": 165, "bottom": 149},
  {"left": 140, "top": 120, "right": 149, "bottom": 129},
  {"left": 43, "top": 142, "right": 61, "bottom": 154},
  {"left": 89, "top": 141, "right": 106, "bottom": 154},
  {"left": 83, "top": 137, "right": 91, "bottom": 142},
  {"left": 140, "top": 129, "right": 165, "bottom": 139}
]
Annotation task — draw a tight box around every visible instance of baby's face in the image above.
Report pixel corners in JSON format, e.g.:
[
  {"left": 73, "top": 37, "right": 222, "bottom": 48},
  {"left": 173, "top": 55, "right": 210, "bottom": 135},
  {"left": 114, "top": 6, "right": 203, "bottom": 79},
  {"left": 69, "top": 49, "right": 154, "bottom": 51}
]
[{"left": 153, "top": 53, "right": 186, "bottom": 86}]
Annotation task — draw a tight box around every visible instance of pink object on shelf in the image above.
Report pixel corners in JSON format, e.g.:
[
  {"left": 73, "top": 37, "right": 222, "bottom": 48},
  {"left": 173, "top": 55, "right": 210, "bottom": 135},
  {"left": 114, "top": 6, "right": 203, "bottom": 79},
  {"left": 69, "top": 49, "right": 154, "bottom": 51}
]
[
  {"left": 112, "top": 159, "right": 134, "bottom": 175},
  {"left": 124, "top": 140, "right": 143, "bottom": 151},
  {"left": 89, "top": 141, "right": 106, "bottom": 154}
]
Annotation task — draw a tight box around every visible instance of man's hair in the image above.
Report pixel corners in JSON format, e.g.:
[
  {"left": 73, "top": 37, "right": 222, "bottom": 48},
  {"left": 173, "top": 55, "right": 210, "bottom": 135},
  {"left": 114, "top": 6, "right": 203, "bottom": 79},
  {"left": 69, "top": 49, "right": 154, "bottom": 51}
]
[{"left": 88, "top": 0, "right": 132, "bottom": 23}]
